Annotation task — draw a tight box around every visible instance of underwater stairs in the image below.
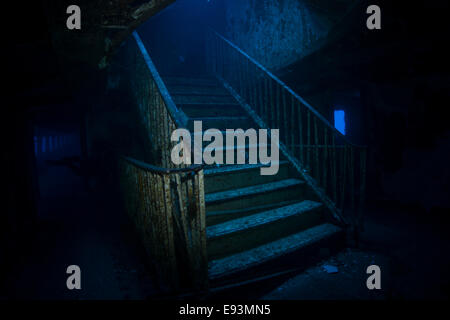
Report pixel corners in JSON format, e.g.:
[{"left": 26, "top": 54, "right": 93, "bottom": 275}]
[{"left": 164, "top": 75, "right": 345, "bottom": 286}]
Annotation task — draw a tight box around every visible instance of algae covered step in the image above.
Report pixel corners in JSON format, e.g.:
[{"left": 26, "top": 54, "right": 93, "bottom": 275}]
[{"left": 209, "top": 223, "right": 343, "bottom": 280}]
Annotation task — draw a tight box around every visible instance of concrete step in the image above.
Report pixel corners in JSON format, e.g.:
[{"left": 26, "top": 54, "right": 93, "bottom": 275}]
[
  {"left": 206, "top": 199, "right": 303, "bottom": 226},
  {"left": 173, "top": 94, "right": 237, "bottom": 105},
  {"left": 187, "top": 130, "right": 285, "bottom": 164},
  {"left": 205, "top": 179, "right": 309, "bottom": 221},
  {"left": 180, "top": 142, "right": 286, "bottom": 173},
  {"left": 188, "top": 116, "right": 254, "bottom": 131},
  {"left": 208, "top": 223, "right": 343, "bottom": 281},
  {"left": 167, "top": 85, "right": 230, "bottom": 96},
  {"left": 162, "top": 76, "right": 219, "bottom": 87},
  {"left": 204, "top": 161, "right": 291, "bottom": 193},
  {"left": 180, "top": 103, "right": 244, "bottom": 117},
  {"left": 207, "top": 200, "right": 324, "bottom": 260}
]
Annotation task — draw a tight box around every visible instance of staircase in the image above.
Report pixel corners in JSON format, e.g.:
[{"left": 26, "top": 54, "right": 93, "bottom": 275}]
[{"left": 163, "top": 75, "right": 345, "bottom": 287}]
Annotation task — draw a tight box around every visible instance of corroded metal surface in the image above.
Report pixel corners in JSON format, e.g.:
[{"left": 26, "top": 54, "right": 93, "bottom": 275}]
[{"left": 119, "top": 157, "right": 208, "bottom": 292}]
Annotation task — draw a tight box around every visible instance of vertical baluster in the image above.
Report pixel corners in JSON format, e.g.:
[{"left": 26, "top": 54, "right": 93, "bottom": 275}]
[
  {"left": 157, "top": 95, "right": 163, "bottom": 164},
  {"left": 243, "top": 58, "right": 249, "bottom": 103},
  {"left": 148, "top": 171, "right": 158, "bottom": 252},
  {"left": 253, "top": 65, "right": 258, "bottom": 109},
  {"left": 205, "top": 31, "right": 209, "bottom": 73},
  {"left": 282, "top": 90, "right": 288, "bottom": 145},
  {"left": 238, "top": 53, "right": 244, "bottom": 97},
  {"left": 216, "top": 37, "right": 220, "bottom": 76},
  {"left": 153, "top": 174, "right": 166, "bottom": 287},
  {"left": 258, "top": 71, "right": 264, "bottom": 118},
  {"left": 175, "top": 174, "right": 188, "bottom": 246},
  {"left": 250, "top": 64, "right": 255, "bottom": 109},
  {"left": 314, "top": 117, "right": 319, "bottom": 182},
  {"left": 164, "top": 173, "right": 178, "bottom": 290},
  {"left": 213, "top": 35, "right": 217, "bottom": 74},
  {"left": 224, "top": 44, "right": 229, "bottom": 80},
  {"left": 290, "top": 95, "right": 296, "bottom": 154},
  {"left": 250, "top": 63, "right": 259, "bottom": 114},
  {"left": 275, "top": 84, "right": 280, "bottom": 129},
  {"left": 217, "top": 36, "right": 221, "bottom": 76},
  {"left": 221, "top": 38, "right": 225, "bottom": 78},
  {"left": 217, "top": 36, "right": 220, "bottom": 75},
  {"left": 247, "top": 59, "right": 252, "bottom": 105},
  {"left": 162, "top": 100, "right": 168, "bottom": 167},
  {"left": 252, "top": 64, "right": 257, "bottom": 111},
  {"left": 331, "top": 135, "right": 337, "bottom": 203},
  {"left": 306, "top": 110, "right": 311, "bottom": 171},
  {"left": 152, "top": 81, "right": 158, "bottom": 154},
  {"left": 196, "top": 170, "right": 208, "bottom": 289},
  {"left": 340, "top": 145, "right": 348, "bottom": 213},
  {"left": 350, "top": 146, "right": 355, "bottom": 221},
  {"left": 218, "top": 38, "right": 222, "bottom": 77},
  {"left": 265, "top": 77, "right": 270, "bottom": 125},
  {"left": 298, "top": 102, "right": 304, "bottom": 164},
  {"left": 358, "top": 147, "right": 367, "bottom": 230},
  {"left": 269, "top": 80, "right": 275, "bottom": 128},
  {"left": 191, "top": 173, "right": 201, "bottom": 286}
]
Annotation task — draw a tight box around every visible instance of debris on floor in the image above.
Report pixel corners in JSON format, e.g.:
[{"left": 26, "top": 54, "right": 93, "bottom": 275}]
[{"left": 323, "top": 265, "right": 339, "bottom": 274}]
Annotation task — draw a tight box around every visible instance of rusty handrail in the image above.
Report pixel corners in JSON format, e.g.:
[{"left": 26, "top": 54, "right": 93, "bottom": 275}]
[
  {"left": 132, "top": 31, "right": 189, "bottom": 129},
  {"left": 121, "top": 156, "right": 204, "bottom": 175},
  {"left": 127, "top": 31, "right": 187, "bottom": 168}
]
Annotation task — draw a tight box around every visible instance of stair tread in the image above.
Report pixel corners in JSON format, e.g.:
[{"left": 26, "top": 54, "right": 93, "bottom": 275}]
[
  {"left": 207, "top": 200, "right": 322, "bottom": 239},
  {"left": 179, "top": 102, "right": 240, "bottom": 106},
  {"left": 163, "top": 76, "right": 218, "bottom": 87},
  {"left": 190, "top": 116, "right": 249, "bottom": 120},
  {"left": 169, "top": 88, "right": 230, "bottom": 96},
  {"left": 203, "top": 143, "right": 270, "bottom": 152},
  {"left": 178, "top": 102, "right": 241, "bottom": 107},
  {"left": 205, "top": 179, "right": 304, "bottom": 203},
  {"left": 173, "top": 95, "right": 237, "bottom": 104},
  {"left": 204, "top": 161, "right": 288, "bottom": 176},
  {"left": 208, "top": 223, "right": 342, "bottom": 279}
]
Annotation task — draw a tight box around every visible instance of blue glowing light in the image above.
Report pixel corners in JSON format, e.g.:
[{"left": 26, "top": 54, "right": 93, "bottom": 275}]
[{"left": 334, "top": 110, "right": 346, "bottom": 135}]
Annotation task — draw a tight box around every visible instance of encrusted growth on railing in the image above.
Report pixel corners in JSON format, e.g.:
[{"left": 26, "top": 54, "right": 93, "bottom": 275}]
[
  {"left": 118, "top": 32, "right": 208, "bottom": 292},
  {"left": 206, "top": 29, "right": 367, "bottom": 232},
  {"left": 127, "top": 31, "right": 188, "bottom": 168},
  {"left": 119, "top": 157, "right": 207, "bottom": 292}
]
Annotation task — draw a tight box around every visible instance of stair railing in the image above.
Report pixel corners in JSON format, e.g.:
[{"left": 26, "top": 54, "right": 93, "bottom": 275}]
[
  {"left": 127, "top": 31, "right": 189, "bottom": 168},
  {"left": 118, "top": 31, "right": 208, "bottom": 292},
  {"left": 119, "top": 156, "right": 208, "bottom": 292},
  {"left": 206, "top": 29, "right": 367, "bottom": 232}
]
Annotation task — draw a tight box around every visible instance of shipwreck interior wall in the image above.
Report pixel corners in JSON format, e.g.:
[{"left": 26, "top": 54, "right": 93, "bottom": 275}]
[{"left": 223, "top": 0, "right": 354, "bottom": 71}]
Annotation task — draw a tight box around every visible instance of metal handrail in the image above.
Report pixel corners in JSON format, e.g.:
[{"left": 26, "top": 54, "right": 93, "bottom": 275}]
[
  {"left": 122, "top": 156, "right": 204, "bottom": 174},
  {"left": 132, "top": 31, "right": 189, "bottom": 129}
]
